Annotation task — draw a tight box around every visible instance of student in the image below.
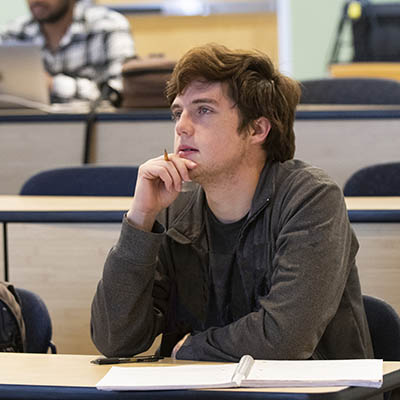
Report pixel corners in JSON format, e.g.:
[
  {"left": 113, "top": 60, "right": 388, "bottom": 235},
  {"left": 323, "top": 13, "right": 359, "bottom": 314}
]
[
  {"left": 91, "top": 43, "right": 373, "bottom": 361},
  {"left": 0, "top": 0, "right": 134, "bottom": 102}
]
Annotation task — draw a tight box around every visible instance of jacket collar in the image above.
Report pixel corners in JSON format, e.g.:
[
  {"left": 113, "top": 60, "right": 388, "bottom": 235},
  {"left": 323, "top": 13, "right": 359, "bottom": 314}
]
[{"left": 167, "top": 161, "right": 276, "bottom": 244}]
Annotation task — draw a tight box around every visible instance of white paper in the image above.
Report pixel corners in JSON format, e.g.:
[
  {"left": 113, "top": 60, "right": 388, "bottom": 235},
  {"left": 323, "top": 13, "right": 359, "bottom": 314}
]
[
  {"left": 95, "top": 358, "right": 383, "bottom": 391},
  {"left": 96, "top": 364, "right": 238, "bottom": 391},
  {"left": 243, "top": 359, "right": 383, "bottom": 388}
]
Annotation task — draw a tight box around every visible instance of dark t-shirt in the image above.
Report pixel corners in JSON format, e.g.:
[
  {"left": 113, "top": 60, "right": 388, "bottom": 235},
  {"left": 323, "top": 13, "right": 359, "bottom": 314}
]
[{"left": 205, "top": 205, "right": 249, "bottom": 327}]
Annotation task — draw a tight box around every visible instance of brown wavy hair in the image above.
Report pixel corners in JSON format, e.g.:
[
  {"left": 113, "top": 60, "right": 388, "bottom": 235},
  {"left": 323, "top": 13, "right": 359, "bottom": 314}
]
[{"left": 166, "top": 44, "right": 301, "bottom": 162}]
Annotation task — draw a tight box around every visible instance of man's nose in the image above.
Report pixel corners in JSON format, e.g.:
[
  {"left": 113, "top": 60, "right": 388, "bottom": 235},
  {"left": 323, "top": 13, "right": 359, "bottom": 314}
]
[{"left": 175, "top": 110, "right": 194, "bottom": 136}]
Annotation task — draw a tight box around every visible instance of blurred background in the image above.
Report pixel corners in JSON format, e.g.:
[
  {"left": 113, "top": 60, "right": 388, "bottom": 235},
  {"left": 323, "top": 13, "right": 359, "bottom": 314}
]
[{"left": 3, "top": 0, "right": 398, "bottom": 81}]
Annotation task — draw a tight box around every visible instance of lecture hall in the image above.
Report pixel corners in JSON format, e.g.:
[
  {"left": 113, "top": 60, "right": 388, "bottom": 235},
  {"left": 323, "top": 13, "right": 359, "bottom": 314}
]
[{"left": 0, "top": 0, "right": 400, "bottom": 399}]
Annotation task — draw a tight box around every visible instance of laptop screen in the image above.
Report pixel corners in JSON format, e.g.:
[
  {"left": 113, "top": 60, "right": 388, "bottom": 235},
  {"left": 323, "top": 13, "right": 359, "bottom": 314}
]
[{"left": 0, "top": 43, "right": 50, "bottom": 108}]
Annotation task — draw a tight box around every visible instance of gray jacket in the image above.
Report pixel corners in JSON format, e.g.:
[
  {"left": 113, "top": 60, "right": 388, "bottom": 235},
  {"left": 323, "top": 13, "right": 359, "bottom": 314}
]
[{"left": 91, "top": 159, "right": 373, "bottom": 361}]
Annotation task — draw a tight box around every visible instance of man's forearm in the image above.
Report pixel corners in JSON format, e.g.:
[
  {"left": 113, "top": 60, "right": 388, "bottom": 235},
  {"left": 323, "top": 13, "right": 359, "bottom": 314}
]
[
  {"left": 51, "top": 74, "right": 100, "bottom": 102},
  {"left": 91, "top": 217, "right": 166, "bottom": 356}
]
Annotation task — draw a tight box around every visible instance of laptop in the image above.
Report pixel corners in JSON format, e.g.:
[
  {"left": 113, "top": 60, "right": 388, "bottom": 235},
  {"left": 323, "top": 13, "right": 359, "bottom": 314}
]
[{"left": 0, "top": 43, "right": 50, "bottom": 109}]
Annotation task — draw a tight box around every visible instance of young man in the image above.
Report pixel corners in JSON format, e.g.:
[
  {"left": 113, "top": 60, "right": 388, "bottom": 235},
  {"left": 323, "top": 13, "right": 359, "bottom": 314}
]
[
  {"left": 91, "top": 44, "right": 373, "bottom": 361},
  {"left": 0, "top": 0, "right": 134, "bottom": 102}
]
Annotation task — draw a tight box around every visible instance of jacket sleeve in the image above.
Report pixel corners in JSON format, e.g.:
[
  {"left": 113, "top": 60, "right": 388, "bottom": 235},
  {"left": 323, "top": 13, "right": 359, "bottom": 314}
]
[
  {"left": 90, "top": 216, "right": 169, "bottom": 357},
  {"left": 176, "top": 171, "right": 358, "bottom": 361}
]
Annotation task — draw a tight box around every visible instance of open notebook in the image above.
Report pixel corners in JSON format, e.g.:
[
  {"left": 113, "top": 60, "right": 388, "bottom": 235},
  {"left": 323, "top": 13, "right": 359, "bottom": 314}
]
[
  {"left": 0, "top": 43, "right": 51, "bottom": 110},
  {"left": 96, "top": 356, "right": 383, "bottom": 391}
]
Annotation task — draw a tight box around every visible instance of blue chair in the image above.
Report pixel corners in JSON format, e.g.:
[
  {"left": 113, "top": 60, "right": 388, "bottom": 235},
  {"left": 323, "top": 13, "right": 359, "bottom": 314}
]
[
  {"left": 363, "top": 295, "right": 400, "bottom": 362},
  {"left": 363, "top": 295, "right": 400, "bottom": 400},
  {"left": 15, "top": 288, "right": 56, "bottom": 353},
  {"left": 343, "top": 162, "right": 400, "bottom": 196},
  {"left": 300, "top": 78, "right": 400, "bottom": 105},
  {"left": 20, "top": 166, "right": 139, "bottom": 196}
]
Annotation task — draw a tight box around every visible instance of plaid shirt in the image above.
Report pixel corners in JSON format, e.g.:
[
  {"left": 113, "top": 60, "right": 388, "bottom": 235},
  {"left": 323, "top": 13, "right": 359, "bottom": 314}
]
[{"left": 0, "top": 1, "right": 135, "bottom": 102}]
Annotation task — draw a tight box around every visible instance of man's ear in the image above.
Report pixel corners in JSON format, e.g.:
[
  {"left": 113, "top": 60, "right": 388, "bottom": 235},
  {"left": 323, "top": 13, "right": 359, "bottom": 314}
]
[{"left": 250, "top": 117, "right": 271, "bottom": 144}]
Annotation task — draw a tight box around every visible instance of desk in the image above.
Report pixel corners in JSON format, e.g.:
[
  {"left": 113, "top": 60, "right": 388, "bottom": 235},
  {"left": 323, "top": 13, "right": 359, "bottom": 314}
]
[
  {"left": 92, "top": 109, "right": 174, "bottom": 166},
  {"left": 346, "top": 196, "right": 400, "bottom": 222},
  {"left": 0, "top": 194, "right": 131, "bottom": 278},
  {"left": 0, "top": 196, "right": 399, "bottom": 354},
  {"left": 0, "top": 195, "right": 130, "bottom": 222},
  {"left": 1, "top": 106, "right": 400, "bottom": 193},
  {"left": 0, "top": 196, "right": 131, "bottom": 355},
  {"left": 330, "top": 62, "right": 400, "bottom": 81},
  {"left": 295, "top": 105, "right": 400, "bottom": 188},
  {"left": 0, "top": 354, "right": 398, "bottom": 400},
  {"left": 97, "top": 106, "right": 400, "bottom": 189},
  {"left": 343, "top": 197, "right": 400, "bottom": 321},
  {"left": 0, "top": 111, "right": 88, "bottom": 194}
]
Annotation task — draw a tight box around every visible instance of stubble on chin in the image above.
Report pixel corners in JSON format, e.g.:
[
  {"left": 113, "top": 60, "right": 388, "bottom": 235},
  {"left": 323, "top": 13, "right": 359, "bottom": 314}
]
[
  {"left": 31, "top": 0, "right": 71, "bottom": 24},
  {"left": 189, "top": 162, "right": 239, "bottom": 189}
]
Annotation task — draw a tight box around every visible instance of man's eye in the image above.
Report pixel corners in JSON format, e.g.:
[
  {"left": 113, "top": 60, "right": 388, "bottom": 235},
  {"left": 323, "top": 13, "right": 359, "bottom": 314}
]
[
  {"left": 199, "top": 107, "right": 211, "bottom": 115},
  {"left": 171, "top": 112, "right": 181, "bottom": 121}
]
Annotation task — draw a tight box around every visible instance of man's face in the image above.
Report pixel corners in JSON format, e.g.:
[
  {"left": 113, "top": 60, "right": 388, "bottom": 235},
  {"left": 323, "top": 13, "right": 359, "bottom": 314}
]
[
  {"left": 172, "top": 80, "right": 251, "bottom": 185},
  {"left": 27, "top": 0, "right": 72, "bottom": 23}
]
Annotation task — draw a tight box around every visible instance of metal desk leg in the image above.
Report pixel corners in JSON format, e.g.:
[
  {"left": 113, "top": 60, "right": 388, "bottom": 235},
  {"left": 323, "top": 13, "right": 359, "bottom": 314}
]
[{"left": 2, "top": 222, "right": 9, "bottom": 281}]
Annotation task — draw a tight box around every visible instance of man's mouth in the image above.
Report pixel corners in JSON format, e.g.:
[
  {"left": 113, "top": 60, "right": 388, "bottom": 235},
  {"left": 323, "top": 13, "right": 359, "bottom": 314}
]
[
  {"left": 178, "top": 145, "right": 198, "bottom": 153},
  {"left": 178, "top": 147, "right": 199, "bottom": 159},
  {"left": 30, "top": 3, "right": 49, "bottom": 18}
]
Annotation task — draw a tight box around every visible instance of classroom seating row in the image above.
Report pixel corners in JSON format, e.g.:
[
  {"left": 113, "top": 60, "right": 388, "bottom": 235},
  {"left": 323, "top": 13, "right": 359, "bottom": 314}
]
[
  {"left": 0, "top": 195, "right": 399, "bottom": 356},
  {"left": 1, "top": 105, "right": 399, "bottom": 355},
  {"left": 1, "top": 105, "right": 400, "bottom": 194}
]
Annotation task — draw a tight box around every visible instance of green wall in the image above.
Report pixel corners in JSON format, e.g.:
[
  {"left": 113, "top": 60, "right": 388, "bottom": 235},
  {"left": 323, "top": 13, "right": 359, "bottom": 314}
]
[
  {"left": 290, "top": 0, "right": 400, "bottom": 80},
  {"left": 290, "top": 0, "right": 345, "bottom": 80},
  {"left": 0, "top": 0, "right": 28, "bottom": 26}
]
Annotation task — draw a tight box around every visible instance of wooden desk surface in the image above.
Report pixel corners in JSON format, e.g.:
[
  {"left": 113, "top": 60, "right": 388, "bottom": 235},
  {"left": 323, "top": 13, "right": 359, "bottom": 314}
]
[
  {"left": 345, "top": 196, "right": 400, "bottom": 210},
  {"left": 297, "top": 104, "right": 400, "bottom": 112},
  {"left": 329, "top": 62, "right": 400, "bottom": 81},
  {"left": 0, "top": 353, "right": 398, "bottom": 395},
  {"left": 0, "top": 195, "right": 399, "bottom": 213},
  {"left": 1, "top": 104, "right": 400, "bottom": 118},
  {"left": 0, "top": 195, "right": 132, "bottom": 212}
]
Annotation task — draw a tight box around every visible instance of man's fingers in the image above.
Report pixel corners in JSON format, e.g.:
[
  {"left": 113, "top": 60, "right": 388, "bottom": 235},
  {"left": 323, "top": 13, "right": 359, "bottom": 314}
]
[
  {"left": 141, "top": 162, "right": 182, "bottom": 193},
  {"left": 139, "top": 152, "right": 197, "bottom": 193},
  {"left": 163, "top": 152, "right": 197, "bottom": 183},
  {"left": 158, "top": 164, "right": 182, "bottom": 192}
]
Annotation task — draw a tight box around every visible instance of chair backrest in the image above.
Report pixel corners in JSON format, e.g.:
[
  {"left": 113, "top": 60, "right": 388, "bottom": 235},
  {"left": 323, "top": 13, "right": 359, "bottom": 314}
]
[
  {"left": 300, "top": 78, "right": 400, "bottom": 105},
  {"left": 15, "top": 288, "right": 56, "bottom": 353},
  {"left": 351, "top": 1, "right": 400, "bottom": 63},
  {"left": 330, "top": 1, "right": 400, "bottom": 64},
  {"left": 363, "top": 295, "right": 400, "bottom": 361},
  {"left": 343, "top": 162, "right": 400, "bottom": 196},
  {"left": 20, "top": 166, "right": 139, "bottom": 196}
]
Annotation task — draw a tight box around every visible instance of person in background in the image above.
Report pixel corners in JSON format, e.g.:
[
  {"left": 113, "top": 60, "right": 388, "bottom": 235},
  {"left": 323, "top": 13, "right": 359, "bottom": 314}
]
[
  {"left": 91, "top": 43, "right": 374, "bottom": 362},
  {"left": 0, "top": 0, "right": 134, "bottom": 102}
]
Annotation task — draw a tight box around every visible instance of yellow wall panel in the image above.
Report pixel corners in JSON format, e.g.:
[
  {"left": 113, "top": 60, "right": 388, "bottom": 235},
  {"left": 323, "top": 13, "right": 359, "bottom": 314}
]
[
  {"left": 95, "top": 1, "right": 277, "bottom": 64},
  {"left": 127, "top": 13, "right": 277, "bottom": 62}
]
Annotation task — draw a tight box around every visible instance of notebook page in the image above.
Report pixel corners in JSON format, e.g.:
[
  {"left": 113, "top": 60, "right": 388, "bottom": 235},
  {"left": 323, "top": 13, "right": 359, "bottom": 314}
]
[
  {"left": 243, "top": 359, "right": 383, "bottom": 388},
  {"left": 96, "top": 363, "right": 238, "bottom": 391}
]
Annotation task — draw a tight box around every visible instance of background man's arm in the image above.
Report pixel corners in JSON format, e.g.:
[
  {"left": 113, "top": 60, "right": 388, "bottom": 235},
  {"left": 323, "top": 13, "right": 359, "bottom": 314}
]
[{"left": 51, "top": 25, "right": 135, "bottom": 102}]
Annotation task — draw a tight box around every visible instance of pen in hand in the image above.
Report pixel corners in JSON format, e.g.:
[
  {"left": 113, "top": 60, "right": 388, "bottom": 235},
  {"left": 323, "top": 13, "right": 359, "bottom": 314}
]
[
  {"left": 164, "top": 148, "right": 170, "bottom": 161},
  {"left": 163, "top": 148, "right": 194, "bottom": 193}
]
